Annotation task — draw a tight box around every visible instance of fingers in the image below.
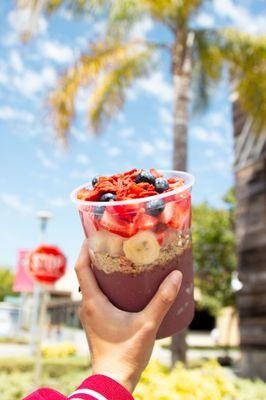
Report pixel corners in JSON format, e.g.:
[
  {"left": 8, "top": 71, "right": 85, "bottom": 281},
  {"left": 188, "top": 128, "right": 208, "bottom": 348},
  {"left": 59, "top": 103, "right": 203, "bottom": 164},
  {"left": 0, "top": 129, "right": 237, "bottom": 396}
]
[
  {"left": 75, "top": 240, "right": 102, "bottom": 301},
  {"left": 141, "top": 270, "right": 182, "bottom": 329}
]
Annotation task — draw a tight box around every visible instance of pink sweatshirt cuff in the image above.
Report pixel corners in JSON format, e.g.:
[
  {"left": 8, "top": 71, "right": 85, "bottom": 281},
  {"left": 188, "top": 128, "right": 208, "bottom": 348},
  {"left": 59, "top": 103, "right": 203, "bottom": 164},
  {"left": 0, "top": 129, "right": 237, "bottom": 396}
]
[
  {"left": 24, "top": 374, "right": 134, "bottom": 400},
  {"left": 68, "top": 374, "right": 134, "bottom": 400}
]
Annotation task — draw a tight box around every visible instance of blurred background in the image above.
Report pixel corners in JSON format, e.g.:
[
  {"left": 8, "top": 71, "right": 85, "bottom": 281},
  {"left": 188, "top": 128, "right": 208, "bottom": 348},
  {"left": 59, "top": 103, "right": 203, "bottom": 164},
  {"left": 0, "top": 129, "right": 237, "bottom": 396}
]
[{"left": 0, "top": 1, "right": 265, "bottom": 399}]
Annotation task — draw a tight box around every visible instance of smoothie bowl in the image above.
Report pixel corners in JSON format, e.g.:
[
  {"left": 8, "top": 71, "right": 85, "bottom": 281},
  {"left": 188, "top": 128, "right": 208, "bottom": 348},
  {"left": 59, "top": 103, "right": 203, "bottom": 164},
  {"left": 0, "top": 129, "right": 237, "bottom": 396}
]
[{"left": 71, "top": 168, "right": 195, "bottom": 338}]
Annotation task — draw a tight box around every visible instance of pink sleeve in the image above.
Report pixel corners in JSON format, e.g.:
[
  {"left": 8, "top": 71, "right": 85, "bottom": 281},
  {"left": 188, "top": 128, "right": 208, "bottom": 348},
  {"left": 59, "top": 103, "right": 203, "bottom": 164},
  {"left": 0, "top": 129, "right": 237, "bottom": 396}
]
[{"left": 24, "top": 374, "right": 135, "bottom": 400}]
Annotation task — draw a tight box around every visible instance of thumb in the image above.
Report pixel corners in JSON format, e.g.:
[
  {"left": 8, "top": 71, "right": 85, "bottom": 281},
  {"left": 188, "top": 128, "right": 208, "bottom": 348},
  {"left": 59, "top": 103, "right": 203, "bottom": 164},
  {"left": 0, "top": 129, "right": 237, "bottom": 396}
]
[{"left": 142, "top": 270, "right": 182, "bottom": 329}]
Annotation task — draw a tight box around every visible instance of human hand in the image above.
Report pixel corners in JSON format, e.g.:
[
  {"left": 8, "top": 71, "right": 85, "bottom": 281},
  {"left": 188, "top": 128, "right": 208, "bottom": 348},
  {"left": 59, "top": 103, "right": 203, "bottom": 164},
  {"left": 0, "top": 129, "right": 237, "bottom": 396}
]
[{"left": 75, "top": 240, "right": 182, "bottom": 393}]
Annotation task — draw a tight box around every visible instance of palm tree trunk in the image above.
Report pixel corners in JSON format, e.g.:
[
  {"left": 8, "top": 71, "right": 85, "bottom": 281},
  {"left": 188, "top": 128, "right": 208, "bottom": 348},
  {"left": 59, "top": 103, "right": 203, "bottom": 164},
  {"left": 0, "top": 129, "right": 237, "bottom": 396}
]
[{"left": 170, "top": 31, "right": 194, "bottom": 366}]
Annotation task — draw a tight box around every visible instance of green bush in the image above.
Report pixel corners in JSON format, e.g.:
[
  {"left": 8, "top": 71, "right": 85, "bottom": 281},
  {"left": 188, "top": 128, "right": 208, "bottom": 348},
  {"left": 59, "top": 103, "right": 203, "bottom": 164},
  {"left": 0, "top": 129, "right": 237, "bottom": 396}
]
[{"left": 0, "top": 358, "right": 266, "bottom": 400}]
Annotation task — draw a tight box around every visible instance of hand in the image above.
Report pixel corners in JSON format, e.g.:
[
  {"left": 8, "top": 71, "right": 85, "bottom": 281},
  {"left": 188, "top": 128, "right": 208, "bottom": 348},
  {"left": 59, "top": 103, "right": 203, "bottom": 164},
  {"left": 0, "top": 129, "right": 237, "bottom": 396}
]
[{"left": 75, "top": 240, "right": 182, "bottom": 393}]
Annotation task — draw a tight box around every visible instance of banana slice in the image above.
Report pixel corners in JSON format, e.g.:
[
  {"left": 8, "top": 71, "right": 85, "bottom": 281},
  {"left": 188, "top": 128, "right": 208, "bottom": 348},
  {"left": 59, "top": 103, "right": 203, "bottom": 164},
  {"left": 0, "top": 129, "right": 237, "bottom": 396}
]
[
  {"left": 107, "top": 232, "right": 124, "bottom": 256},
  {"left": 88, "top": 230, "right": 109, "bottom": 253},
  {"left": 123, "top": 231, "right": 160, "bottom": 264}
]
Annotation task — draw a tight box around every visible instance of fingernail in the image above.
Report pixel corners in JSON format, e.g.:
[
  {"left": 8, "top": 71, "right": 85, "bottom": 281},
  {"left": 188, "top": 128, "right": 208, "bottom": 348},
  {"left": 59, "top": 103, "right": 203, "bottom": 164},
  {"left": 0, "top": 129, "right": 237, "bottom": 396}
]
[{"left": 169, "top": 271, "right": 182, "bottom": 286}]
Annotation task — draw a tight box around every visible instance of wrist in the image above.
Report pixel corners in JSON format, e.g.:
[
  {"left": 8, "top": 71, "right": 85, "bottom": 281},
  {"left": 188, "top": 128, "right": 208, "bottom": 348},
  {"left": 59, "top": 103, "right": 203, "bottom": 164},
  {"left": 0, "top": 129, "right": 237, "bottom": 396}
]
[{"left": 92, "top": 363, "right": 138, "bottom": 393}]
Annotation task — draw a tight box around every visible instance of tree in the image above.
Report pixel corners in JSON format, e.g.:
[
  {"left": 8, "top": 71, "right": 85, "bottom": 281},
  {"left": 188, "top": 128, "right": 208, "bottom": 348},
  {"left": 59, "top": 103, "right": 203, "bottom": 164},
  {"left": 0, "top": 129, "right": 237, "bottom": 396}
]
[
  {"left": 17, "top": 0, "right": 266, "bottom": 363},
  {"left": 193, "top": 198, "right": 236, "bottom": 317},
  {"left": 0, "top": 268, "right": 15, "bottom": 301}
]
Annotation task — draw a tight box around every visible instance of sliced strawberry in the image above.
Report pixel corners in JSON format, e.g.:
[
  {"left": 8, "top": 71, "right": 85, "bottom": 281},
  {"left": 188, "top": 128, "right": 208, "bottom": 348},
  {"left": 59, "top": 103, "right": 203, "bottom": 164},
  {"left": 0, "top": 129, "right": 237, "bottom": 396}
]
[
  {"left": 150, "top": 168, "right": 162, "bottom": 178},
  {"left": 137, "top": 213, "right": 158, "bottom": 231},
  {"left": 100, "top": 211, "right": 137, "bottom": 238},
  {"left": 160, "top": 202, "right": 175, "bottom": 224},
  {"left": 169, "top": 204, "right": 190, "bottom": 230}
]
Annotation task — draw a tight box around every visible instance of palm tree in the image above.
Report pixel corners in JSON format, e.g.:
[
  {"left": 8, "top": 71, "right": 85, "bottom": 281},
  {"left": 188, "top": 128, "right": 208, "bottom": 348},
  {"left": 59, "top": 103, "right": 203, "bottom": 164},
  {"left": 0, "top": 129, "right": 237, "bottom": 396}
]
[{"left": 18, "top": 0, "right": 266, "bottom": 365}]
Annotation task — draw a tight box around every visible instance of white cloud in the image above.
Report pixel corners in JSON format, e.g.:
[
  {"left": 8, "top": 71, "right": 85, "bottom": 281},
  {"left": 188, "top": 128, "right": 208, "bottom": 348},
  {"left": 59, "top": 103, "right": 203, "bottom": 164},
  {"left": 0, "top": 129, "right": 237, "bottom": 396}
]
[
  {"left": 137, "top": 72, "right": 173, "bottom": 103},
  {"left": 40, "top": 40, "right": 74, "bottom": 64},
  {"left": 207, "top": 112, "right": 224, "bottom": 128},
  {"left": 106, "top": 147, "right": 122, "bottom": 157},
  {"left": 8, "top": 8, "right": 47, "bottom": 36},
  {"left": 139, "top": 141, "right": 155, "bottom": 156},
  {"left": 71, "top": 127, "right": 89, "bottom": 143},
  {"left": 70, "top": 168, "right": 97, "bottom": 180},
  {"left": 0, "top": 106, "right": 34, "bottom": 122},
  {"left": 0, "top": 193, "right": 33, "bottom": 215},
  {"left": 76, "top": 153, "right": 90, "bottom": 165},
  {"left": 13, "top": 66, "right": 57, "bottom": 97},
  {"left": 195, "top": 12, "right": 215, "bottom": 28},
  {"left": 154, "top": 138, "right": 171, "bottom": 151},
  {"left": 76, "top": 88, "right": 89, "bottom": 113},
  {"left": 130, "top": 18, "right": 153, "bottom": 40},
  {"left": 118, "top": 127, "right": 135, "bottom": 139},
  {"left": 9, "top": 50, "right": 23, "bottom": 73},
  {"left": 36, "top": 149, "right": 56, "bottom": 169},
  {"left": 159, "top": 107, "right": 173, "bottom": 126},
  {"left": 60, "top": 9, "right": 73, "bottom": 21},
  {"left": 41, "top": 66, "right": 57, "bottom": 85},
  {"left": 214, "top": 0, "right": 266, "bottom": 34},
  {"left": 192, "top": 127, "right": 224, "bottom": 145}
]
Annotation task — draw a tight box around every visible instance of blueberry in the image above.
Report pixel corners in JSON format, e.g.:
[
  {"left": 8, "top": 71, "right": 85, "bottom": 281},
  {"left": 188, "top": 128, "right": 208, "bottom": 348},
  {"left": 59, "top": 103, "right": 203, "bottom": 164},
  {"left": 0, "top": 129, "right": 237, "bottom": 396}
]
[
  {"left": 94, "top": 205, "right": 105, "bottom": 219},
  {"left": 155, "top": 178, "right": 169, "bottom": 193},
  {"left": 100, "top": 192, "right": 116, "bottom": 202},
  {"left": 135, "top": 170, "right": 155, "bottom": 185},
  {"left": 146, "top": 199, "right": 165, "bottom": 216},
  {"left": 92, "top": 176, "right": 100, "bottom": 186}
]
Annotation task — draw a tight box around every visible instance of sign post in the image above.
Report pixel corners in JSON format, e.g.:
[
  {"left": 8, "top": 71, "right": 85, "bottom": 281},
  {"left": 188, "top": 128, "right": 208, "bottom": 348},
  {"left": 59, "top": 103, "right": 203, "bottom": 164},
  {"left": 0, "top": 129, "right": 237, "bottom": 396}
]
[{"left": 28, "top": 211, "right": 67, "bottom": 388}]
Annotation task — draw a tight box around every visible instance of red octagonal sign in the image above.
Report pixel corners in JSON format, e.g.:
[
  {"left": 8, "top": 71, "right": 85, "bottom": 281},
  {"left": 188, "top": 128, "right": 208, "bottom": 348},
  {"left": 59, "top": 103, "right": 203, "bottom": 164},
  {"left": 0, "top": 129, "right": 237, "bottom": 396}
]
[{"left": 28, "top": 245, "right": 67, "bottom": 285}]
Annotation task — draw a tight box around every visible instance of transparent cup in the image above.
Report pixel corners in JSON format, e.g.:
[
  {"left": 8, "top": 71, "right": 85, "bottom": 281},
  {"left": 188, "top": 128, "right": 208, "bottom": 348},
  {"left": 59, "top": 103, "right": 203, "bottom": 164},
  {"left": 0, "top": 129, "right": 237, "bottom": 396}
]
[{"left": 71, "top": 170, "right": 195, "bottom": 338}]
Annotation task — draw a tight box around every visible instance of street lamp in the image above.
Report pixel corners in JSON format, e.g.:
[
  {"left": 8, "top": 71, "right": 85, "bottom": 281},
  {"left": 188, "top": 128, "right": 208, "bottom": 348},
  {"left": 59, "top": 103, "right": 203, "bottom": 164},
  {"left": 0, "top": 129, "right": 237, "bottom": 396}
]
[{"left": 37, "top": 210, "right": 53, "bottom": 243}]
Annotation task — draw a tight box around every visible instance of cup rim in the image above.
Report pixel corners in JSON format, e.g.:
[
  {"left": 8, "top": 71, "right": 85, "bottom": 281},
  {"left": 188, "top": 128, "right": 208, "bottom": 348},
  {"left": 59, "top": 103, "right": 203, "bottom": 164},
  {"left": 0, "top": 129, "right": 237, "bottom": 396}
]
[{"left": 70, "top": 170, "right": 195, "bottom": 207}]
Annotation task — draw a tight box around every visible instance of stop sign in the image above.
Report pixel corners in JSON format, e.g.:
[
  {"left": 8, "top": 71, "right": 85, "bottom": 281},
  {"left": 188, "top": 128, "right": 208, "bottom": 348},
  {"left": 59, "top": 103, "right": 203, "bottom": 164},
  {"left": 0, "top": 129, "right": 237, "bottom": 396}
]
[{"left": 28, "top": 245, "right": 67, "bottom": 285}]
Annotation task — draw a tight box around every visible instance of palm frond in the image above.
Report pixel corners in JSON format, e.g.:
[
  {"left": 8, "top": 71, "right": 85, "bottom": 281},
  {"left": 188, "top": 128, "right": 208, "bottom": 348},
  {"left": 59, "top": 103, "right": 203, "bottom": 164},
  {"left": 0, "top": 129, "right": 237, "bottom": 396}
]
[
  {"left": 88, "top": 50, "right": 151, "bottom": 131},
  {"left": 220, "top": 29, "right": 266, "bottom": 132},
  {"left": 49, "top": 42, "right": 153, "bottom": 141}
]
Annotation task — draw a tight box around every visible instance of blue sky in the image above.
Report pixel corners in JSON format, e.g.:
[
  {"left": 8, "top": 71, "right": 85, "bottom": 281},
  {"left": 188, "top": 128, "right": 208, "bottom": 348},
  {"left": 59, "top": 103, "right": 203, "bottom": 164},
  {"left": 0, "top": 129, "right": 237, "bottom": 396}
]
[{"left": 0, "top": 0, "right": 265, "bottom": 269}]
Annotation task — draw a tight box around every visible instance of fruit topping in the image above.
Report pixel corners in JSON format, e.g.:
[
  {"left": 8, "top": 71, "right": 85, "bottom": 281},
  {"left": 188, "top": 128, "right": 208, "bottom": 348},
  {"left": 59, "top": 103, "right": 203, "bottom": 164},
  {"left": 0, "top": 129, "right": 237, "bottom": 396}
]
[
  {"left": 92, "top": 176, "right": 100, "bottom": 186},
  {"left": 159, "top": 202, "right": 175, "bottom": 224},
  {"left": 155, "top": 178, "right": 169, "bottom": 193},
  {"left": 150, "top": 168, "right": 162, "bottom": 178},
  {"left": 100, "top": 193, "right": 116, "bottom": 202},
  {"left": 88, "top": 230, "right": 109, "bottom": 253},
  {"left": 123, "top": 231, "right": 160, "bottom": 264},
  {"left": 136, "top": 213, "right": 158, "bottom": 230},
  {"left": 100, "top": 210, "right": 137, "bottom": 238},
  {"left": 135, "top": 170, "right": 156, "bottom": 185},
  {"left": 146, "top": 199, "right": 165, "bottom": 216}
]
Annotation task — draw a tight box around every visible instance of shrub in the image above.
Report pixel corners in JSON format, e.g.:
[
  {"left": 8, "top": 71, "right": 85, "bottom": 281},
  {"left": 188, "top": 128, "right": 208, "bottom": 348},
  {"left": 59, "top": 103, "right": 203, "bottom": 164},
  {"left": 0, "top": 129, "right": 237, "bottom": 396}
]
[
  {"left": 134, "top": 360, "right": 237, "bottom": 400},
  {"left": 41, "top": 342, "right": 77, "bottom": 358},
  {"left": 0, "top": 358, "right": 266, "bottom": 400}
]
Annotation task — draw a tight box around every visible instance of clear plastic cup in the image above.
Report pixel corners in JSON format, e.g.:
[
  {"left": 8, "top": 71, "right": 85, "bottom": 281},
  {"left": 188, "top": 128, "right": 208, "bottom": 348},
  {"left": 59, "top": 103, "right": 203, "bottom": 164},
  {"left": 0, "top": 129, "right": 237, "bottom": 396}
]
[{"left": 71, "top": 170, "right": 195, "bottom": 338}]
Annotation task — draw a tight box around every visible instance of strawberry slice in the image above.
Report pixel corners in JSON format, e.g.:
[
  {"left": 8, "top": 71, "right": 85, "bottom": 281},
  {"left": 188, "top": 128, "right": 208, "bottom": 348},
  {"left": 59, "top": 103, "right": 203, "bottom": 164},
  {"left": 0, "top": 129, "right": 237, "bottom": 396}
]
[
  {"left": 160, "top": 202, "right": 175, "bottom": 224},
  {"left": 100, "top": 211, "right": 137, "bottom": 238},
  {"left": 137, "top": 213, "right": 158, "bottom": 231},
  {"left": 169, "top": 204, "right": 190, "bottom": 230}
]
